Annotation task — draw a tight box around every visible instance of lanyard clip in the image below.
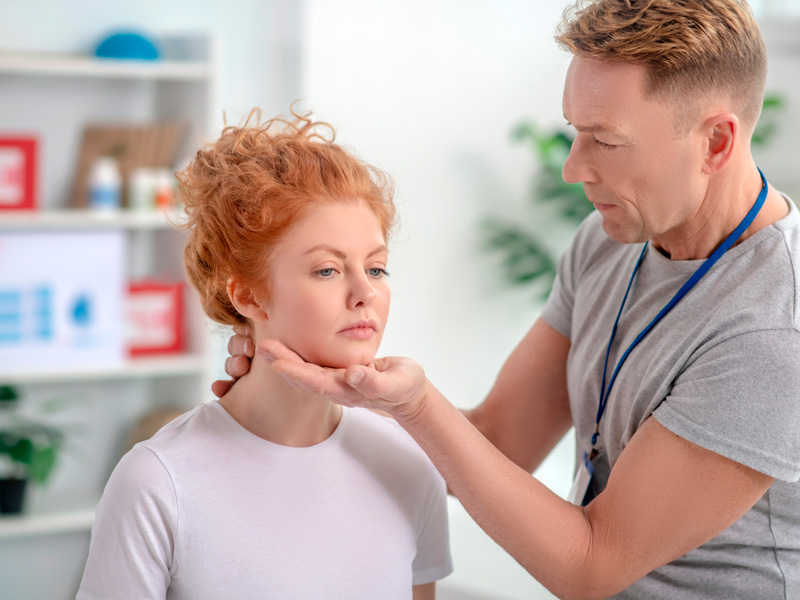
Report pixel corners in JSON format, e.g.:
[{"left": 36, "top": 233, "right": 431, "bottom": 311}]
[{"left": 589, "top": 424, "right": 600, "bottom": 460}]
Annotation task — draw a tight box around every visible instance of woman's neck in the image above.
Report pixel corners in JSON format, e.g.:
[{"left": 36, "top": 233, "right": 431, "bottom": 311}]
[{"left": 219, "top": 354, "right": 342, "bottom": 447}]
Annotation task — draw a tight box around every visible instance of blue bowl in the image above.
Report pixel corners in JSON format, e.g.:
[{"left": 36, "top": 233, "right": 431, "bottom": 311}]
[{"left": 94, "top": 32, "right": 159, "bottom": 60}]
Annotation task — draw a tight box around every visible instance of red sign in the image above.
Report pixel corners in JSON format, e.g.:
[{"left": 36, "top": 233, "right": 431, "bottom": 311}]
[
  {"left": 0, "top": 138, "right": 37, "bottom": 210},
  {"left": 127, "top": 281, "right": 184, "bottom": 356}
]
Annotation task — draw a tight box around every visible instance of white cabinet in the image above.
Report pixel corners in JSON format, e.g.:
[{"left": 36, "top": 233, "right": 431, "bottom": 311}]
[{"left": 0, "top": 34, "right": 220, "bottom": 597}]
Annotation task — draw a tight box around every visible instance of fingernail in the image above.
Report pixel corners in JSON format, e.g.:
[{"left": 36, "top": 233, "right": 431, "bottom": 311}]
[
  {"left": 244, "top": 338, "right": 253, "bottom": 355},
  {"left": 347, "top": 369, "right": 365, "bottom": 386}
]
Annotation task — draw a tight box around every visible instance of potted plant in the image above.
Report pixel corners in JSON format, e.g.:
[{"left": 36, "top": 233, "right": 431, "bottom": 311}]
[{"left": 0, "top": 385, "right": 63, "bottom": 514}]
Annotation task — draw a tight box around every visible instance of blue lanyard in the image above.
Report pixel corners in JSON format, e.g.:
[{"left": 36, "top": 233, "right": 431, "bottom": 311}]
[{"left": 590, "top": 168, "right": 769, "bottom": 457}]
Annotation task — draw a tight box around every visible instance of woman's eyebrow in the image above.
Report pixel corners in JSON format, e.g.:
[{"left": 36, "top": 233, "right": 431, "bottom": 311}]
[{"left": 303, "top": 244, "right": 388, "bottom": 258}]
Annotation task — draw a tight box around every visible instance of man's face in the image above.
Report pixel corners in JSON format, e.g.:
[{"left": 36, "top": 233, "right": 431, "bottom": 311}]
[{"left": 562, "top": 57, "right": 706, "bottom": 248}]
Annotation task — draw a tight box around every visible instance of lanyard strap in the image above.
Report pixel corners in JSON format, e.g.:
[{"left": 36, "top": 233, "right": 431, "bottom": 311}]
[{"left": 590, "top": 168, "right": 769, "bottom": 454}]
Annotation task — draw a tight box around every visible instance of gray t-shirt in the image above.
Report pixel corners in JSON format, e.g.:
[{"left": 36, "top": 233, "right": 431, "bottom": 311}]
[{"left": 542, "top": 196, "right": 800, "bottom": 599}]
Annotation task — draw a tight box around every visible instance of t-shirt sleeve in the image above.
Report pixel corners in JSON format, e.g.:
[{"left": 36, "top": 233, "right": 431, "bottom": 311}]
[
  {"left": 411, "top": 469, "right": 454, "bottom": 585},
  {"left": 653, "top": 328, "right": 800, "bottom": 481},
  {"left": 541, "top": 212, "right": 603, "bottom": 340},
  {"left": 77, "top": 444, "right": 177, "bottom": 599}
]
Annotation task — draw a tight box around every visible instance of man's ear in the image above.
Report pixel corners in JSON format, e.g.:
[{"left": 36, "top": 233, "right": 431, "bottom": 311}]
[
  {"left": 227, "top": 278, "right": 268, "bottom": 321},
  {"left": 702, "top": 112, "right": 738, "bottom": 175}
]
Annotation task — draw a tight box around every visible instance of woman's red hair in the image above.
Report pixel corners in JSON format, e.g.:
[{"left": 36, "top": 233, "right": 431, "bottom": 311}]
[{"left": 177, "top": 109, "right": 396, "bottom": 327}]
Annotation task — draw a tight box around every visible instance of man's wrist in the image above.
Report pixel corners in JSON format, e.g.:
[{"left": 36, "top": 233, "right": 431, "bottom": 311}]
[{"left": 394, "top": 378, "right": 435, "bottom": 428}]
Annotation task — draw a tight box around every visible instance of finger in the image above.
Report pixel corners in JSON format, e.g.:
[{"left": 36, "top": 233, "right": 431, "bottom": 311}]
[
  {"left": 211, "top": 379, "right": 234, "bottom": 398},
  {"left": 272, "top": 359, "right": 343, "bottom": 393},
  {"left": 272, "top": 359, "right": 362, "bottom": 404},
  {"left": 224, "top": 354, "right": 251, "bottom": 378},
  {"left": 257, "top": 339, "right": 305, "bottom": 365},
  {"left": 228, "top": 333, "right": 254, "bottom": 358},
  {"left": 344, "top": 365, "right": 389, "bottom": 399},
  {"left": 232, "top": 323, "right": 249, "bottom": 336},
  {"left": 228, "top": 326, "right": 255, "bottom": 358}
]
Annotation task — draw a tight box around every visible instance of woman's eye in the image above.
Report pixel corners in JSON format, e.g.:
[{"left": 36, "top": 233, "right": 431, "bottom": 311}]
[
  {"left": 367, "top": 268, "right": 389, "bottom": 278},
  {"left": 315, "top": 268, "right": 336, "bottom": 277}
]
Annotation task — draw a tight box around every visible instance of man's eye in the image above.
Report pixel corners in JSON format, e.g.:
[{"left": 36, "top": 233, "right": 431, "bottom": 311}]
[{"left": 594, "top": 139, "right": 617, "bottom": 150}]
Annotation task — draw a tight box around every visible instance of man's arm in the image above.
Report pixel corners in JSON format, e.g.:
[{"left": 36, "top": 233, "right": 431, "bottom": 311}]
[
  {"left": 412, "top": 582, "right": 435, "bottom": 600},
  {"left": 259, "top": 328, "right": 774, "bottom": 600},
  {"left": 400, "top": 388, "right": 773, "bottom": 600}
]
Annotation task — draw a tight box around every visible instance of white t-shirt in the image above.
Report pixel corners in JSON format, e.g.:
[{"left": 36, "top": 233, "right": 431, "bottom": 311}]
[{"left": 77, "top": 402, "right": 453, "bottom": 600}]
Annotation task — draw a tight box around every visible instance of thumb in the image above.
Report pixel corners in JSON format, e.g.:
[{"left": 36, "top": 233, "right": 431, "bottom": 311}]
[
  {"left": 343, "top": 365, "right": 395, "bottom": 401},
  {"left": 344, "top": 365, "right": 370, "bottom": 391}
]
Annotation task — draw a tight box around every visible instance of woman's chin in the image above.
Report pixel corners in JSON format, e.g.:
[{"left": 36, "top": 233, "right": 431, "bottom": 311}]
[{"left": 314, "top": 353, "right": 376, "bottom": 370}]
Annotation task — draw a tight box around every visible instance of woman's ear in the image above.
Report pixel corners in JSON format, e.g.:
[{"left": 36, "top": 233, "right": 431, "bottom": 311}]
[
  {"left": 702, "top": 112, "right": 739, "bottom": 175},
  {"left": 227, "top": 278, "right": 268, "bottom": 321}
]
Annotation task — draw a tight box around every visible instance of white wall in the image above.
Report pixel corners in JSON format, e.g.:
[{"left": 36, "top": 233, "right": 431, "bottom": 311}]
[
  {"left": 300, "top": 2, "right": 576, "bottom": 598},
  {"left": 0, "top": 0, "right": 303, "bottom": 124}
]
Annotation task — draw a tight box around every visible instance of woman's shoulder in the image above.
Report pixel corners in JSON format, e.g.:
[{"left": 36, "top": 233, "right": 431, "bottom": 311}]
[{"left": 343, "top": 408, "right": 439, "bottom": 471}]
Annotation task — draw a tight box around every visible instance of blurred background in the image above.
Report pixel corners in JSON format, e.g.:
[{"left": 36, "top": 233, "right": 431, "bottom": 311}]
[{"left": 0, "top": 1, "right": 798, "bottom": 598}]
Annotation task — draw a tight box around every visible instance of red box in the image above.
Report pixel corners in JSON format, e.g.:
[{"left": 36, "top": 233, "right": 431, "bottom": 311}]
[
  {"left": 0, "top": 138, "right": 37, "bottom": 211},
  {"left": 126, "top": 281, "right": 184, "bottom": 356}
]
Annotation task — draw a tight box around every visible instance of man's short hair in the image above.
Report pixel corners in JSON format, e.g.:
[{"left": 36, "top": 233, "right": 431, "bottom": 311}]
[{"left": 556, "top": 0, "right": 767, "bottom": 136}]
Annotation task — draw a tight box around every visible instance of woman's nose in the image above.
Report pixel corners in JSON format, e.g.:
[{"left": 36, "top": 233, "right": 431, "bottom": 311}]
[{"left": 347, "top": 273, "right": 377, "bottom": 310}]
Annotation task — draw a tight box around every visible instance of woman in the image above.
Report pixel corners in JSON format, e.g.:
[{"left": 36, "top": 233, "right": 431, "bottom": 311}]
[{"left": 77, "top": 110, "right": 452, "bottom": 600}]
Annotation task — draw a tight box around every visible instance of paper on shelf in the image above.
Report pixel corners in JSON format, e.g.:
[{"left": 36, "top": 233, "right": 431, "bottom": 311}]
[{"left": 0, "top": 230, "right": 126, "bottom": 372}]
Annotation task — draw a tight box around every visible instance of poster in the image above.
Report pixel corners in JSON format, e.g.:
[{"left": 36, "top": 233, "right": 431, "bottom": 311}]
[{"left": 0, "top": 230, "right": 125, "bottom": 372}]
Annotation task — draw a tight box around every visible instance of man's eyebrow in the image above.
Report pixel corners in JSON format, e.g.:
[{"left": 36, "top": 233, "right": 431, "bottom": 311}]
[
  {"left": 303, "top": 244, "right": 388, "bottom": 258},
  {"left": 563, "top": 115, "right": 622, "bottom": 135}
]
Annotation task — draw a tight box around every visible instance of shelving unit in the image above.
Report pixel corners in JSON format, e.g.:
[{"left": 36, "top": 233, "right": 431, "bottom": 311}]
[
  {"left": 0, "top": 506, "right": 96, "bottom": 541},
  {"left": 0, "top": 53, "right": 212, "bottom": 81},
  {"left": 0, "top": 34, "right": 220, "bottom": 597},
  {"left": 0, "top": 207, "right": 187, "bottom": 230}
]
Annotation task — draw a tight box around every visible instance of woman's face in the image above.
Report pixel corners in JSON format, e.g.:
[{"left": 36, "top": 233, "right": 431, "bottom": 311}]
[{"left": 260, "top": 200, "right": 390, "bottom": 368}]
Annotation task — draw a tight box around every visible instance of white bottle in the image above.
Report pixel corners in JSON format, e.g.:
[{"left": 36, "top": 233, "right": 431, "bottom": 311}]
[
  {"left": 88, "top": 156, "right": 122, "bottom": 211},
  {"left": 127, "top": 167, "right": 156, "bottom": 211}
]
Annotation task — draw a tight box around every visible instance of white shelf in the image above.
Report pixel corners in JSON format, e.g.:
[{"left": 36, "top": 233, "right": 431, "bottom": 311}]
[
  {"left": 0, "top": 354, "right": 207, "bottom": 385},
  {"left": 0, "top": 53, "right": 210, "bottom": 81},
  {"left": 0, "top": 506, "right": 95, "bottom": 540},
  {"left": 0, "top": 209, "right": 187, "bottom": 231}
]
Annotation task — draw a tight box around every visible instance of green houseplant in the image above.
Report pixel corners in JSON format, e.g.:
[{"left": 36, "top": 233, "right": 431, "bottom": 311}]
[{"left": 0, "top": 385, "right": 64, "bottom": 514}]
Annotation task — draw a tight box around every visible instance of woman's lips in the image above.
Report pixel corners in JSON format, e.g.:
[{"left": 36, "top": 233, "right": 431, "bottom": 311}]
[{"left": 338, "top": 320, "right": 377, "bottom": 340}]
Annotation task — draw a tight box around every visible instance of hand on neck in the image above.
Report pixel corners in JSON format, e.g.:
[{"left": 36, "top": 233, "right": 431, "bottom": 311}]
[{"left": 219, "top": 350, "right": 343, "bottom": 447}]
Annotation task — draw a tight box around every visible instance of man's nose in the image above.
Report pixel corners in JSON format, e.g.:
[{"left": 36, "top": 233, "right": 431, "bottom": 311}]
[{"left": 562, "top": 135, "right": 597, "bottom": 185}]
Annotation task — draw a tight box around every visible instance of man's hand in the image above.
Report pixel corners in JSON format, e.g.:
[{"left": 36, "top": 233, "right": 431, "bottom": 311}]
[
  {"left": 210, "top": 325, "right": 254, "bottom": 397},
  {"left": 258, "top": 339, "right": 429, "bottom": 421}
]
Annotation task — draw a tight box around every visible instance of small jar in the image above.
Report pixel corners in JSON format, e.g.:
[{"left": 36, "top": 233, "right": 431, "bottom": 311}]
[
  {"left": 88, "top": 156, "right": 122, "bottom": 211},
  {"left": 127, "top": 167, "right": 156, "bottom": 211},
  {"left": 154, "top": 168, "right": 176, "bottom": 209}
]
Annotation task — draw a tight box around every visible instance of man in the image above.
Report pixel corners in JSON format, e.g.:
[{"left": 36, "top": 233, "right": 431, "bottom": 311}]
[{"left": 219, "top": 1, "right": 800, "bottom": 597}]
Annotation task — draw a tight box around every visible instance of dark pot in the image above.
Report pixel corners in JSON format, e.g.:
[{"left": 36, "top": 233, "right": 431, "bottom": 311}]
[{"left": 0, "top": 478, "right": 28, "bottom": 514}]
